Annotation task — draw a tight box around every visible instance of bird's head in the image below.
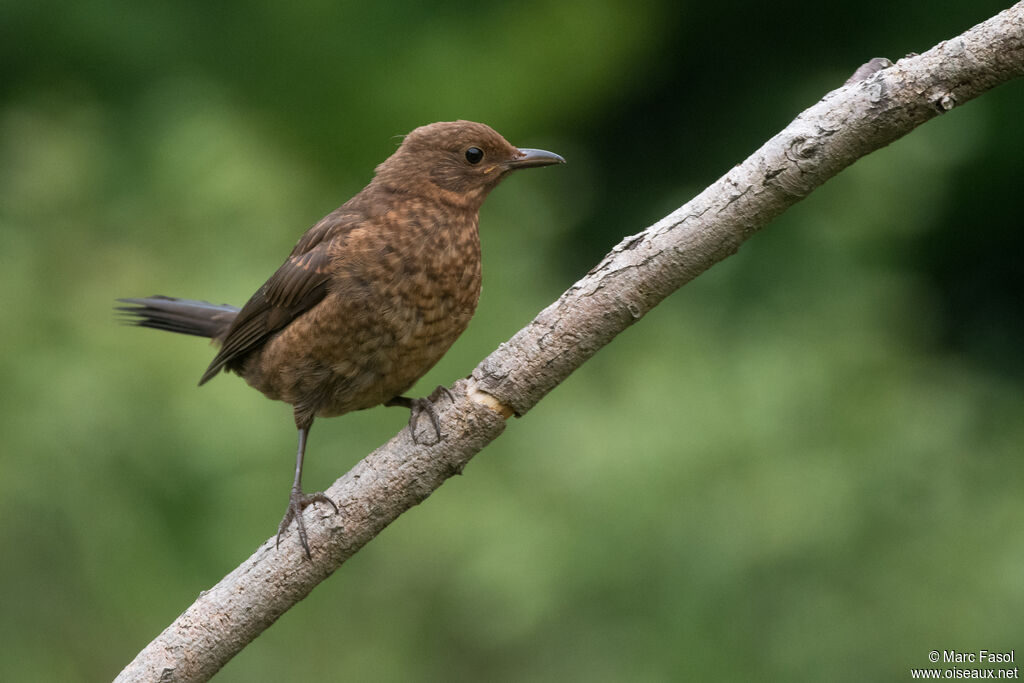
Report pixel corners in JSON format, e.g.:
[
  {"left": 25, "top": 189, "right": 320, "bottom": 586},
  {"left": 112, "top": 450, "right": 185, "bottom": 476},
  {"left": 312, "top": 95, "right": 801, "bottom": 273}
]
[{"left": 374, "top": 120, "right": 564, "bottom": 209}]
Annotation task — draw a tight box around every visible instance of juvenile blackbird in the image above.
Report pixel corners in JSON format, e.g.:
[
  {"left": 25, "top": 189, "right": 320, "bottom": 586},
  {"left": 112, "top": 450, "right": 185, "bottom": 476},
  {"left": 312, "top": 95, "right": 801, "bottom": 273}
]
[{"left": 118, "top": 121, "right": 564, "bottom": 557}]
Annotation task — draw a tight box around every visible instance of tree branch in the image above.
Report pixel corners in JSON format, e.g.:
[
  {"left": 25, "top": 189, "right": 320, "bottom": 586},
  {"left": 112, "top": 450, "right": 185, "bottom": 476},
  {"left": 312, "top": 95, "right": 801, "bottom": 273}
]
[{"left": 116, "top": 4, "right": 1024, "bottom": 681}]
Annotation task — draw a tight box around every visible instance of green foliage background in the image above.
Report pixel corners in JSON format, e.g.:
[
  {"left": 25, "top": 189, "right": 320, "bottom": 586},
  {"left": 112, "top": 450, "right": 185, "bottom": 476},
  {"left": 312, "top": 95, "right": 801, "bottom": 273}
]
[{"left": 2, "top": 1, "right": 1022, "bottom": 680}]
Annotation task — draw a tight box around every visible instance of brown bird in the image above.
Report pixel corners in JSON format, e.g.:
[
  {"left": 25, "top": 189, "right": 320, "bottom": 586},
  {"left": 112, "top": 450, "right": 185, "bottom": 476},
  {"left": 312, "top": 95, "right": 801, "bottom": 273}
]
[{"left": 118, "top": 121, "right": 564, "bottom": 557}]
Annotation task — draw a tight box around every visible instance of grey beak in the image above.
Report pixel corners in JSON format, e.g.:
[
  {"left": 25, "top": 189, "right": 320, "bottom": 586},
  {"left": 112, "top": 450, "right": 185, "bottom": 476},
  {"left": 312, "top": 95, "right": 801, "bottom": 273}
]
[{"left": 508, "top": 147, "right": 566, "bottom": 169}]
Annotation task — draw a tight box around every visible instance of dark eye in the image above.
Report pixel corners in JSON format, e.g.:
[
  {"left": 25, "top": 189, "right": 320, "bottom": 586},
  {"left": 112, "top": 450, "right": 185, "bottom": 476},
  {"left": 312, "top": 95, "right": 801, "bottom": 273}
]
[{"left": 465, "top": 147, "right": 484, "bottom": 164}]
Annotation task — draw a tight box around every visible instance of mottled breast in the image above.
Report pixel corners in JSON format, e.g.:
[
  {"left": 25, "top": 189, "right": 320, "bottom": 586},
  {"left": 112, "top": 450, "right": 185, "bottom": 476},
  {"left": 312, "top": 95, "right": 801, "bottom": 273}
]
[{"left": 243, "top": 198, "right": 482, "bottom": 420}]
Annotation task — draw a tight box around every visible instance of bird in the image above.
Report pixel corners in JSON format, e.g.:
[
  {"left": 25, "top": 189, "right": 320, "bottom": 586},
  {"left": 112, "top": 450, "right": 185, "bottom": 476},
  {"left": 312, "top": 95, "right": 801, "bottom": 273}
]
[{"left": 117, "top": 120, "right": 564, "bottom": 558}]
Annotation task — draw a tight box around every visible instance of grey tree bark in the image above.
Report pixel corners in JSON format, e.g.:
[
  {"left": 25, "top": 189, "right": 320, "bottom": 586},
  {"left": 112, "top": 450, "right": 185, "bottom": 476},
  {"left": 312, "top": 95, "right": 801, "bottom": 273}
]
[{"left": 116, "top": 4, "right": 1024, "bottom": 681}]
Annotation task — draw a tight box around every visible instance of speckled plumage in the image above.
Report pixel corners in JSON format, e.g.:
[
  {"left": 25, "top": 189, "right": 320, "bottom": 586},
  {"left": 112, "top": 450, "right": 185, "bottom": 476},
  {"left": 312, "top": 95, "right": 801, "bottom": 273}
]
[
  {"left": 118, "top": 120, "right": 563, "bottom": 557},
  {"left": 234, "top": 193, "right": 482, "bottom": 424}
]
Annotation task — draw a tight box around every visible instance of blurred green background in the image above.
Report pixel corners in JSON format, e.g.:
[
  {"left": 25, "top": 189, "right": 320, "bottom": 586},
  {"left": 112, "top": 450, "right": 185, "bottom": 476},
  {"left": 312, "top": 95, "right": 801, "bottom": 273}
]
[{"left": 2, "top": 1, "right": 1022, "bottom": 680}]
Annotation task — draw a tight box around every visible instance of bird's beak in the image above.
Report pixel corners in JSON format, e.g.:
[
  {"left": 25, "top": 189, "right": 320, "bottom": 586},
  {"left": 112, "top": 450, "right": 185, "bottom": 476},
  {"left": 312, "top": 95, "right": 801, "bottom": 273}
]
[{"left": 507, "top": 148, "right": 566, "bottom": 169}]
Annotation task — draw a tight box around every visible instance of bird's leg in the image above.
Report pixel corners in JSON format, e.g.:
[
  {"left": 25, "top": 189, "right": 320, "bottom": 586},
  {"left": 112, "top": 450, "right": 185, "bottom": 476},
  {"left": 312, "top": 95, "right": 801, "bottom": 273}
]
[
  {"left": 276, "top": 419, "right": 338, "bottom": 559},
  {"left": 384, "top": 385, "right": 454, "bottom": 444}
]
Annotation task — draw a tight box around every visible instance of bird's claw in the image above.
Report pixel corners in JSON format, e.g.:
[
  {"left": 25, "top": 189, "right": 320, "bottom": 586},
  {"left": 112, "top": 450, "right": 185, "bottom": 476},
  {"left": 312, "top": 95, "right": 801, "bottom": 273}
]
[
  {"left": 386, "top": 386, "right": 453, "bottom": 445},
  {"left": 409, "top": 386, "right": 455, "bottom": 444},
  {"left": 276, "top": 489, "right": 338, "bottom": 559}
]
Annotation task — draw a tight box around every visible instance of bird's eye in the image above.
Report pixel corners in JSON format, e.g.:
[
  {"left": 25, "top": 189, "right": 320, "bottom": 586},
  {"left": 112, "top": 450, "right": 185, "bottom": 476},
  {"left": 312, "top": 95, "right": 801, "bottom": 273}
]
[{"left": 465, "top": 147, "right": 484, "bottom": 164}]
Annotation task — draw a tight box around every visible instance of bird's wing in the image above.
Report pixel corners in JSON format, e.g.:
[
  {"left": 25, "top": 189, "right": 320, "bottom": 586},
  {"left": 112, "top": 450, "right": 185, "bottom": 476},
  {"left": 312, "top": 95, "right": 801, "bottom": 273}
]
[{"left": 198, "top": 219, "right": 338, "bottom": 385}]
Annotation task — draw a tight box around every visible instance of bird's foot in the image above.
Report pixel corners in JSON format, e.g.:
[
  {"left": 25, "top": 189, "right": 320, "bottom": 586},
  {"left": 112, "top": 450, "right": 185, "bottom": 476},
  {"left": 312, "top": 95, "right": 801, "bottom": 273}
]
[
  {"left": 385, "top": 386, "right": 454, "bottom": 444},
  {"left": 276, "top": 488, "right": 338, "bottom": 559}
]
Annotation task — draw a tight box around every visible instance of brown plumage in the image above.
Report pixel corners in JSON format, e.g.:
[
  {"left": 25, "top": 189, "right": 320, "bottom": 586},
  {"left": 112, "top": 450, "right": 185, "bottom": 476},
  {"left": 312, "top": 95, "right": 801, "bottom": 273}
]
[{"left": 118, "top": 121, "right": 563, "bottom": 557}]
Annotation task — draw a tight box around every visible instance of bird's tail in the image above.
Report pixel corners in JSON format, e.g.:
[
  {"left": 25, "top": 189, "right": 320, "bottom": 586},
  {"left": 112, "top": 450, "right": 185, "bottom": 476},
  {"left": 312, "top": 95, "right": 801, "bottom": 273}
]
[{"left": 116, "top": 296, "right": 239, "bottom": 340}]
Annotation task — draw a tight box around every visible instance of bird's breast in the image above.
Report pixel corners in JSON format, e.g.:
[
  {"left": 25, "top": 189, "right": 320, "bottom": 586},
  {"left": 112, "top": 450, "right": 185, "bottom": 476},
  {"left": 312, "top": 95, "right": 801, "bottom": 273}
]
[
  {"left": 241, "top": 205, "right": 484, "bottom": 419},
  {"left": 287, "top": 210, "right": 482, "bottom": 417},
  {"left": 378, "top": 213, "right": 482, "bottom": 360}
]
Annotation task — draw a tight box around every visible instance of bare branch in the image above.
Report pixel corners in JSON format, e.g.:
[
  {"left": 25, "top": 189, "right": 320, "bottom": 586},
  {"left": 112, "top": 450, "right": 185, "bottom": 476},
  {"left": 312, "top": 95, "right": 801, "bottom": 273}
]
[{"left": 116, "top": 4, "right": 1024, "bottom": 681}]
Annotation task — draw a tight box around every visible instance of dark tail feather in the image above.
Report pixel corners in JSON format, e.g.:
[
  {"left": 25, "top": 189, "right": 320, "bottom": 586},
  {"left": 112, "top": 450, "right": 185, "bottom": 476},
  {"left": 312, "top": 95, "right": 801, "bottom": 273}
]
[{"left": 116, "top": 296, "right": 239, "bottom": 340}]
